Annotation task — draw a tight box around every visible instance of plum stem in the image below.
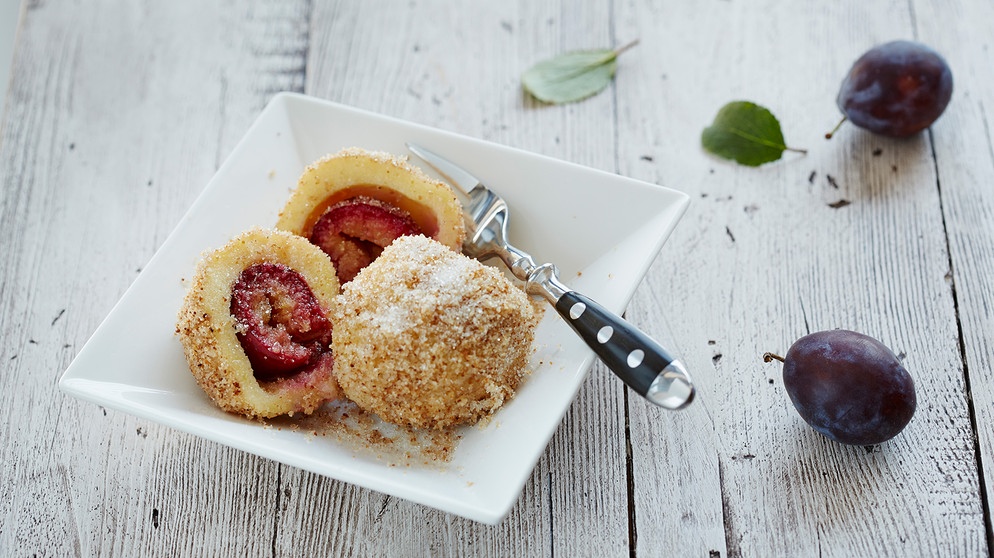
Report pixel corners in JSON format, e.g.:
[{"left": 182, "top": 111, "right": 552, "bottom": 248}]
[
  {"left": 825, "top": 116, "right": 848, "bottom": 139},
  {"left": 763, "top": 352, "right": 785, "bottom": 363}
]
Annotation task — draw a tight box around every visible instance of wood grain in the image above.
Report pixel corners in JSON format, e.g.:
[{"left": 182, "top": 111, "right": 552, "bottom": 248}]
[
  {"left": 915, "top": 0, "right": 994, "bottom": 551},
  {"left": 1, "top": 0, "right": 993, "bottom": 556},
  {"left": 0, "top": 1, "right": 306, "bottom": 555}
]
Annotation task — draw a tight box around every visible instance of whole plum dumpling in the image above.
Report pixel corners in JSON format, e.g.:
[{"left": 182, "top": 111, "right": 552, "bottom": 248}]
[
  {"left": 332, "top": 235, "right": 539, "bottom": 430},
  {"left": 277, "top": 148, "right": 466, "bottom": 283}
]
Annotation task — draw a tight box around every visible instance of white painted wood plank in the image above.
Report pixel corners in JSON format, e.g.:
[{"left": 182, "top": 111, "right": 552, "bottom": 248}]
[
  {"left": 914, "top": 0, "right": 994, "bottom": 551},
  {"left": 0, "top": 1, "right": 311, "bottom": 555},
  {"left": 615, "top": 0, "right": 988, "bottom": 556}
]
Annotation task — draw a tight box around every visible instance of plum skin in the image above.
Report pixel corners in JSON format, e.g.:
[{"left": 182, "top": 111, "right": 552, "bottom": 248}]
[
  {"left": 837, "top": 40, "right": 953, "bottom": 138},
  {"left": 782, "top": 330, "right": 916, "bottom": 446}
]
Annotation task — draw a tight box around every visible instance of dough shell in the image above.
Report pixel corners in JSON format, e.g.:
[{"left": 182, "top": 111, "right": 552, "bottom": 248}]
[
  {"left": 277, "top": 147, "right": 465, "bottom": 252},
  {"left": 176, "top": 228, "right": 341, "bottom": 419}
]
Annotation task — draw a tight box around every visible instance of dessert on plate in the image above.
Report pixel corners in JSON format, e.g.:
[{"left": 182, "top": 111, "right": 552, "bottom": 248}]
[{"left": 178, "top": 149, "right": 538, "bottom": 433}]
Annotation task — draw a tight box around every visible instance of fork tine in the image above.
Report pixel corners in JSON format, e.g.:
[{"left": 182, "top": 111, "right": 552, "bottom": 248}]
[{"left": 406, "top": 143, "right": 481, "bottom": 197}]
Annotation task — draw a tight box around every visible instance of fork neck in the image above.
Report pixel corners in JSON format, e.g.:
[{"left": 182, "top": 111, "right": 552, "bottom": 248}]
[
  {"left": 491, "top": 242, "right": 569, "bottom": 302},
  {"left": 524, "top": 262, "right": 570, "bottom": 304}
]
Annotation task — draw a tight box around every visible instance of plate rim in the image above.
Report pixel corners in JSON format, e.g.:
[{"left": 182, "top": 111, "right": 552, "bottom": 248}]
[{"left": 58, "top": 92, "right": 690, "bottom": 524}]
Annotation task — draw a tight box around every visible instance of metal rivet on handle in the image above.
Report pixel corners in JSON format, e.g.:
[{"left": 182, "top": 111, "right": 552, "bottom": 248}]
[
  {"left": 627, "top": 349, "right": 645, "bottom": 368},
  {"left": 569, "top": 302, "right": 586, "bottom": 320},
  {"left": 597, "top": 326, "right": 613, "bottom": 343}
]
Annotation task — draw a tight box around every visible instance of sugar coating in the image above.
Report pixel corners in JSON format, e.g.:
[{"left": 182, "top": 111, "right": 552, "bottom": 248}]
[{"left": 332, "top": 235, "right": 538, "bottom": 430}]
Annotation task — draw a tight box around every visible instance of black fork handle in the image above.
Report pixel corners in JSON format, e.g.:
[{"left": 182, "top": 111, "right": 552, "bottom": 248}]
[{"left": 553, "top": 290, "right": 694, "bottom": 409}]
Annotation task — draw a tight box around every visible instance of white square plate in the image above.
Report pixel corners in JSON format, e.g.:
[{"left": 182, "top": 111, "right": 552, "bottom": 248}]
[{"left": 58, "top": 93, "right": 689, "bottom": 524}]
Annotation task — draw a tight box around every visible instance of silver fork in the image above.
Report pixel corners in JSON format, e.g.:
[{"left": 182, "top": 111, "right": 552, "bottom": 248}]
[{"left": 408, "top": 143, "right": 694, "bottom": 410}]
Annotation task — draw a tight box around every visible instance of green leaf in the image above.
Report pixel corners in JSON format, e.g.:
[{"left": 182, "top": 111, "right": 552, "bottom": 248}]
[
  {"left": 702, "top": 101, "right": 802, "bottom": 166},
  {"left": 522, "top": 41, "right": 638, "bottom": 104}
]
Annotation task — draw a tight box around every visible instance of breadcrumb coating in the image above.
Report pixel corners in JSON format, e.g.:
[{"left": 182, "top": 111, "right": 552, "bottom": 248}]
[
  {"left": 332, "top": 235, "right": 538, "bottom": 429},
  {"left": 175, "top": 228, "right": 342, "bottom": 419}
]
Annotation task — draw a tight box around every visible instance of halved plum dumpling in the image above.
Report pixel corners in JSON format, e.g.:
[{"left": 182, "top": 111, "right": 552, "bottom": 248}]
[
  {"left": 276, "top": 147, "right": 466, "bottom": 283},
  {"left": 176, "top": 228, "right": 342, "bottom": 419}
]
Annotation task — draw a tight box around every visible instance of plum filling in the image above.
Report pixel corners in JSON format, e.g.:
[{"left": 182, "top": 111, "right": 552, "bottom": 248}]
[
  {"left": 230, "top": 262, "right": 333, "bottom": 382},
  {"left": 309, "top": 196, "right": 422, "bottom": 283}
]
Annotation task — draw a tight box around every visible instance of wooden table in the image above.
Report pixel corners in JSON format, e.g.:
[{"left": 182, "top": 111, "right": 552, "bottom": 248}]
[{"left": 3, "top": 1, "right": 992, "bottom": 556}]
